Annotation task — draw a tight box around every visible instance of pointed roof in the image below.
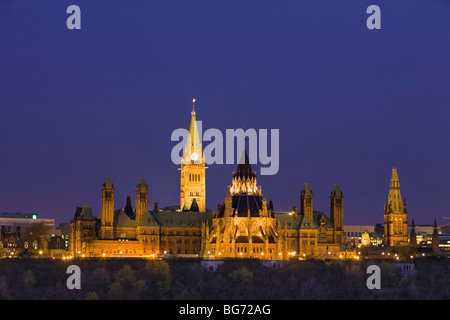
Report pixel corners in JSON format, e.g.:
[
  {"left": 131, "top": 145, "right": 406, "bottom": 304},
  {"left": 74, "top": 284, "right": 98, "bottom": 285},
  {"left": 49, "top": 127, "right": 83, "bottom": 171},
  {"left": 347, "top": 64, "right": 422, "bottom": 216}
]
[
  {"left": 410, "top": 219, "right": 416, "bottom": 236},
  {"left": 138, "top": 176, "right": 147, "bottom": 188},
  {"left": 187, "top": 108, "right": 202, "bottom": 154},
  {"left": 301, "top": 183, "right": 312, "bottom": 195},
  {"left": 190, "top": 198, "right": 199, "bottom": 212},
  {"left": 331, "top": 184, "right": 342, "bottom": 196},
  {"left": 182, "top": 203, "right": 190, "bottom": 212},
  {"left": 390, "top": 168, "right": 400, "bottom": 187},
  {"left": 79, "top": 205, "right": 95, "bottom": 220},
  {"left": 103, "top": 176, "right": 113, "bottom": 188},
  {"left": 433, "top": 218, "right": 438, "bottom": 236},
  {"left": 113, "top": 209, "right": 136, "bottom": 228},
  {"left": 233, "top": 149, "right": 256, "bottom": 179},
  {"left": 124, "top": 196, "right": 134, "bottom": 218},
  {"left": 387, "top": 167, "right": 404, "bottom": 214},
  {"left": 73, "top": 207, "right": 83, "bottom": 219}
]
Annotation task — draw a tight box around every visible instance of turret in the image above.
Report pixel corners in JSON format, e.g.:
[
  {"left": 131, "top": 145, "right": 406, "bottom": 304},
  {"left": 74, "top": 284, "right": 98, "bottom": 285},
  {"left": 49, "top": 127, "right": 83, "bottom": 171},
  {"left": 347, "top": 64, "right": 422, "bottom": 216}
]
[
  {"left": 100, "top": 176, "right": 114, "bottom": 239},
  {"left": 135, "top": 177, "right": 148, "bottom": 226},
  {"left": 330, "top": 184, "right": 344, "bottom": 244},
  {"left": 300, "top": 183, "right": 313, "bottom": 222}
]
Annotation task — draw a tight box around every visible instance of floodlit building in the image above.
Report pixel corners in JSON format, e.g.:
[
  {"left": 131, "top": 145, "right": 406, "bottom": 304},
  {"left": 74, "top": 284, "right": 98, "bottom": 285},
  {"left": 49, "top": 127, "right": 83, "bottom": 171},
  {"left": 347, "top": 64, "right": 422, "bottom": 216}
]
[{"left": 70, "top": 107, "right": 349, "bottom": 259}]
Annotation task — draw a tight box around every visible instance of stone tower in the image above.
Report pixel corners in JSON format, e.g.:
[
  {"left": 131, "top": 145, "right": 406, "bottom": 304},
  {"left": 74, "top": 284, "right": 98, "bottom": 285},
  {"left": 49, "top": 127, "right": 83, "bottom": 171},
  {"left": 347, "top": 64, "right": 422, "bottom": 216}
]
[
  {"left": 383, "top": 168, "right": 408, "bottom": 246},
  {"left": 300, "top": 183, "right": 313, "bottom": 223},
  {"left": 100, "top": 176, "right": 114, "bottom": 239},
  {"left": 135, "top": 177, "right": 148, "bottom": 226},
  {"left": 330, "top": 184, "right": 344, "bottom": 244},
  {"left": 180, "top": 101, "right": 206, "bottom": 212}
]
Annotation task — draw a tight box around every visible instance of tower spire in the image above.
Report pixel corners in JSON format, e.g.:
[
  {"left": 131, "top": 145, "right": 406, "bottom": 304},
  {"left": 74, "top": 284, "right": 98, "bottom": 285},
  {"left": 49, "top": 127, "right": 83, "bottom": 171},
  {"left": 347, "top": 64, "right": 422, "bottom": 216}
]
[
  {"left": 387, "top": 167, "right": 403, "bottom": 213},
  {"left": 184, "top": 99, "right": 202, "bottom": 162},
  {"left": 384, "top": 167, "right": 408, "bottom": 246},
  {"left": 180, "top": 102, "right": 206, "bottom": 213}
]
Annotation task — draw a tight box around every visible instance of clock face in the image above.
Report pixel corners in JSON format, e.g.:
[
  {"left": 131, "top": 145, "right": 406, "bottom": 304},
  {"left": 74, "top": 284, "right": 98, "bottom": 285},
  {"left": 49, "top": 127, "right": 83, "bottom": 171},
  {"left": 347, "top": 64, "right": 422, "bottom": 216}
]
[{"left": 191, "top": 152, "right": 198, "bottom": 161}]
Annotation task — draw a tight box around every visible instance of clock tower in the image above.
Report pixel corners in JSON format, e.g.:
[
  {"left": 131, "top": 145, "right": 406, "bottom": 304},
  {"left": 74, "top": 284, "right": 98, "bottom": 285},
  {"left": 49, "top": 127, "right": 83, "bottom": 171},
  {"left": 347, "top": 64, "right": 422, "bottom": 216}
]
[{"left": 179, "top": 99, "right": 206, "bottom": 212}]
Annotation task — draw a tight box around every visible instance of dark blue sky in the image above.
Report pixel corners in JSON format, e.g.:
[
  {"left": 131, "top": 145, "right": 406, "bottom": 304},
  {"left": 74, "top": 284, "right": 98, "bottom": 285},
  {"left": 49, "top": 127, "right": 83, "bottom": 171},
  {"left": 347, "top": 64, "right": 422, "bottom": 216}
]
[{"left": 0, "top": 0, "right": 449, "bottom": 226}]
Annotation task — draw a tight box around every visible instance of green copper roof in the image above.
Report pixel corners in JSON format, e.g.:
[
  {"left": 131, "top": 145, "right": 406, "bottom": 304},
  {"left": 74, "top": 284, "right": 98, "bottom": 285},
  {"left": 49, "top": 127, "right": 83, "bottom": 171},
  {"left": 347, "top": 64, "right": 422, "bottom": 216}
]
[
  {"left": 137, "top": 211, "right": 159, "bottom": 227},
  {"left": 79, "top": 205, "right": 95, "bottom": 220},
  {"left": 275, "top": 211, "right": 333, "bottom": 229},
  {"left": 113, "top": 209, "right": 136, "bottom": 228},
  {"left": 149, "top": 210, "right": 212, "bottom": 228}
]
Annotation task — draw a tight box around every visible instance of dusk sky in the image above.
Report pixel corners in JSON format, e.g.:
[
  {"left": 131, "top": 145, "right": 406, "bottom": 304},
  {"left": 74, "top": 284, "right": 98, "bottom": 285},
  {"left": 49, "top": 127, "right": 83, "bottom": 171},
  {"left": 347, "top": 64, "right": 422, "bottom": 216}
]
[{"left": 0, "top": 0, "right": 449, "bottom": 226}]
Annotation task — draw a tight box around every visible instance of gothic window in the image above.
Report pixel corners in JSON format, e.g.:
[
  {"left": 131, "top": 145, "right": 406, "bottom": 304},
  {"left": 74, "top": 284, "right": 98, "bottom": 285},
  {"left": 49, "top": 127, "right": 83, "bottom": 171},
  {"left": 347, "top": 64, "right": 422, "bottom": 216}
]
[{"left": 238, "top": 221, "right": 246, "bottom": 234}]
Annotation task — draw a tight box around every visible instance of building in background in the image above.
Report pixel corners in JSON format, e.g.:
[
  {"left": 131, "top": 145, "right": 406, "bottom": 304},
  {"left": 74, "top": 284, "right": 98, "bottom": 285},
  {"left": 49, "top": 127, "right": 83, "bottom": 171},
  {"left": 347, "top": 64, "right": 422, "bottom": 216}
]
[
  {"left": 0, "top": 212, "right": 56, "bottom": 258},
  {"left": 0, "top": 212, "right": 54, "bottom": 231},
  {"left": 343, "top": 225, "right": 376, "bottom": 246}
]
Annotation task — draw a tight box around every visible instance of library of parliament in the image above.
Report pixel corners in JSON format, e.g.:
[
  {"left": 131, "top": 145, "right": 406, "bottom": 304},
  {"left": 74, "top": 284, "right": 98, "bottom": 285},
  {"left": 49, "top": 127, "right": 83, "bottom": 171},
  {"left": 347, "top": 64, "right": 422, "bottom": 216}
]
[{"left": 70, "top": 106, "right": 351, "bottom": 259}]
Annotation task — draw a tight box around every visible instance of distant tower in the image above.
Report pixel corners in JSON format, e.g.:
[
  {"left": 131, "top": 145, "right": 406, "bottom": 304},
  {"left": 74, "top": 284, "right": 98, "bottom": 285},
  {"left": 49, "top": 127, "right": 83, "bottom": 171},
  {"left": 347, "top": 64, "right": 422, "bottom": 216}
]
[
  {"left": 135, "top": 177, "right": 148, "bottom": 226},
  {"left": 330, "top": 184, "right": 344, "bottom": 244},
  {"left": 432, "top": 219, "right": 440, "bottom": 256},
  {"left": 180, "top": 99, "right": 206, "bottom": 212},
  {"left": 383, "top": 168, "right": 408, "bottom": 246},
  {"left": 100, "top": 176, "right": 114, "bottom": 239},
  {"left": 409, "top": 219, "right": 417, "bottom": 250},
  {"left": 300, "top": 183, "right": 313, "bottom": 223}
]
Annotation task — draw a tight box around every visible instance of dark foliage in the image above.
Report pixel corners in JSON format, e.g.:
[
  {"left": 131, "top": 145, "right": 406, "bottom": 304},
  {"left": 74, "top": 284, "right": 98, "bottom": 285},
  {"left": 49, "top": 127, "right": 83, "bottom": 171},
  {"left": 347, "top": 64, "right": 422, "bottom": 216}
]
[{"left": 0, "top": 257, "right": 447, "bottom": 300}]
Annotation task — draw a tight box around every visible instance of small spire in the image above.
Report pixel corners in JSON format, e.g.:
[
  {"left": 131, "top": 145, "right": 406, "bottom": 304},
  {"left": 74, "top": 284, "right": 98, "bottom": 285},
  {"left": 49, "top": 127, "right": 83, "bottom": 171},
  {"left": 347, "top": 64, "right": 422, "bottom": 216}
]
[
  {"left": 192, "top": 98, "right": 196, "bottom": 113},
  {"left": 124, "top": 196, "right": 134, "bottom": 217},
  {"left": 390, "top": 167, "right": 400, "bottom": 187},
  {"left": 225, "top": 185, "right": 232, "bottom": 201},
  {"left": 190, "top": 198, "right": 199, "bottom": 212}
]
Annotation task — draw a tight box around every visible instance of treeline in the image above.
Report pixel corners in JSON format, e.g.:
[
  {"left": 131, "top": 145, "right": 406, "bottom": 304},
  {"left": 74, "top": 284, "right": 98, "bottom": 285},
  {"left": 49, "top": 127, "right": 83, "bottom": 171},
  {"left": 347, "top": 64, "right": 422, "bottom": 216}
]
[{"left": 0, "top": 258, "right": 448, "bottom": 300}]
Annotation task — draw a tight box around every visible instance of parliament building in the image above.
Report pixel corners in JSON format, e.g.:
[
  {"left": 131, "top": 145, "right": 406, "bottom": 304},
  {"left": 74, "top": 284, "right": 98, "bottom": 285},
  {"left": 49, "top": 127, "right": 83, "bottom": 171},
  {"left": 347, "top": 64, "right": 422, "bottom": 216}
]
[{"left": 70, "top": 107, "right": 347, "bottom": 259}]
